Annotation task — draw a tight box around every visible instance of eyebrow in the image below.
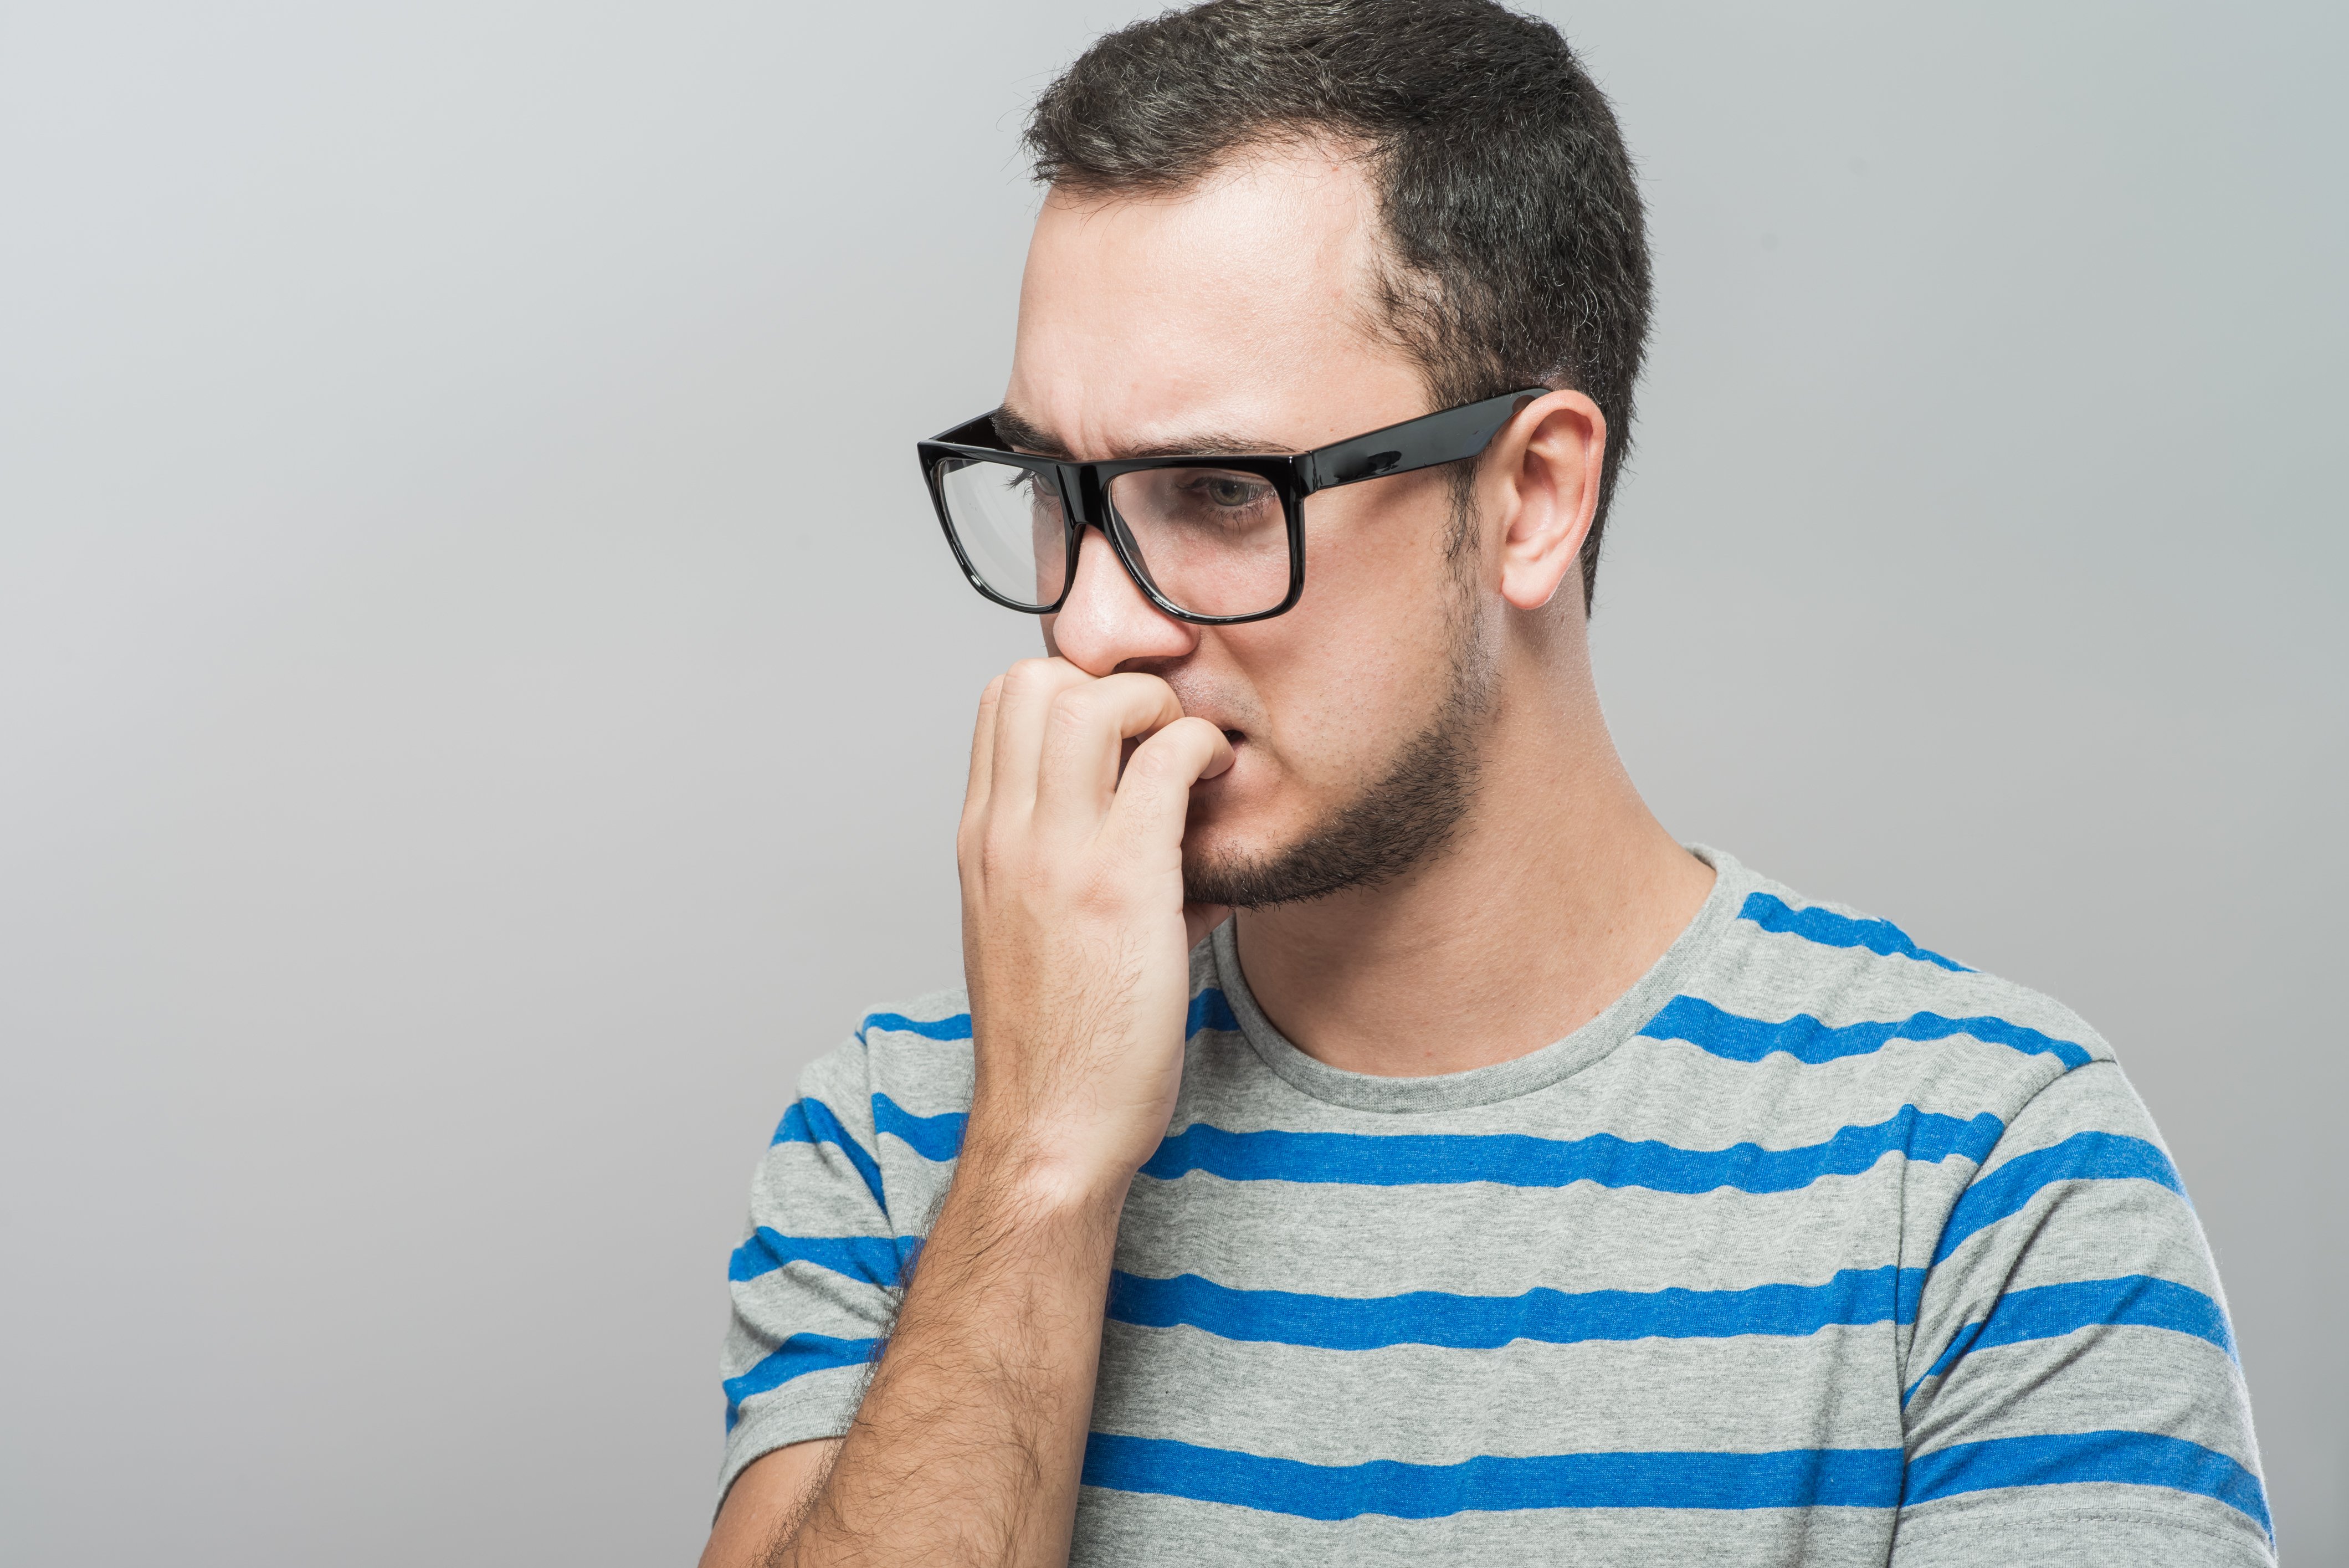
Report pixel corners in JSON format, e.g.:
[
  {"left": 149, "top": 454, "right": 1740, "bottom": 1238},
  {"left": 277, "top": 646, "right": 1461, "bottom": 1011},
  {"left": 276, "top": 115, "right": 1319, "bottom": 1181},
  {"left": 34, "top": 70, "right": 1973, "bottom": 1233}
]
[{"left": 992, "top": 404, "right": 1296, "bottom": 462}]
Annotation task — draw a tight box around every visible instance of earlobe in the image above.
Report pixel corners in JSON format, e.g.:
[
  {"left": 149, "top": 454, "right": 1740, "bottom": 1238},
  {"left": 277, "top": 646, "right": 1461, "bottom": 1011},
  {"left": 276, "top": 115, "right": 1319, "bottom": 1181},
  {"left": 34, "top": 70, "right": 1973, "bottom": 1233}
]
[{"left": 1496, "top": 391, "right": 1606, "bottom": 612}]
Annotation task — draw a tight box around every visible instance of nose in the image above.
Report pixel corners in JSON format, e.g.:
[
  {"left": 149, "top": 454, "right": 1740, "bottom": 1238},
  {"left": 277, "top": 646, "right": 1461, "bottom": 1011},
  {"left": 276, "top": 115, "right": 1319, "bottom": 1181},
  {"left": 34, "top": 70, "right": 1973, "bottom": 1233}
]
[{"left": 1043, "top": 525, "right": 1198, "bottom": 675}]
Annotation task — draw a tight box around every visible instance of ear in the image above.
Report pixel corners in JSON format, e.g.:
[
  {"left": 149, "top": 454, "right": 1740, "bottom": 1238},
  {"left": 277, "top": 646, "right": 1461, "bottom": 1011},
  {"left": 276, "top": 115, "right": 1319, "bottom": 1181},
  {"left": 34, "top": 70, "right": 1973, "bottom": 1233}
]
[{"left": 1483, "top": 389, "right": 1606, "bottom": 613}]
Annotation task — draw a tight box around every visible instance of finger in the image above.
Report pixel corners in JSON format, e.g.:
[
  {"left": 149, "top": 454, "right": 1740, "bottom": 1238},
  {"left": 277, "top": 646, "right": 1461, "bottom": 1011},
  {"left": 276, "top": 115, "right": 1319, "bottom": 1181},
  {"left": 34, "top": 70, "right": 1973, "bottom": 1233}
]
[
  {"left": 986, "top": 657, "right": 1092, "bottom": 817},
  {"left": 961, "top": 674, "right": 1006, "bottom": 837},
  {"left": 1099, "top": 715, "right": 1234, "bottom": 859},
  {"left": 1033, "top": 672, "right": 1188, "bottom": 831}
]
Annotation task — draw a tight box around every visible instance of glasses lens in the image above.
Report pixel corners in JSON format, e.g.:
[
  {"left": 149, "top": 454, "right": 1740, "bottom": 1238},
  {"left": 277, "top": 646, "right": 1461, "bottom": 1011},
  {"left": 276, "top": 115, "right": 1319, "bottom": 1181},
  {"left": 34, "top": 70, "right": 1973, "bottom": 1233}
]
[
  {"left": 1105, "top": 467, "right": 1291, "bottom": 618},
  {"left": 936, "top": 458, "right": 1070, "bottom": 611}
]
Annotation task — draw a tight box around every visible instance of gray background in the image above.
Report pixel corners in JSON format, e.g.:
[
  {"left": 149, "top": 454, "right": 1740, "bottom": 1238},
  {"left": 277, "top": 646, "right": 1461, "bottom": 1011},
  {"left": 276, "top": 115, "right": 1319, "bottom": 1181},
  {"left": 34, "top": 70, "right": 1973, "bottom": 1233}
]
[{"left": 2, "top": 2, "right": 2340, "bottom": 1561}]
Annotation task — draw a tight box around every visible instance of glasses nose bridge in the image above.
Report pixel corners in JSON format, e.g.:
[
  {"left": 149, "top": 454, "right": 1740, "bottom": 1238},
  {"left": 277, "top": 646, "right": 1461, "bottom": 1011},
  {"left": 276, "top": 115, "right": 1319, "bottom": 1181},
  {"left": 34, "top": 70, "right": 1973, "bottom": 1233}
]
[
  {"left": 1054, "top": 460, "right": 1102, "bottom": 530},
  {"left": 1055, "top": 463, "right": 1156, "bottom": 609}
]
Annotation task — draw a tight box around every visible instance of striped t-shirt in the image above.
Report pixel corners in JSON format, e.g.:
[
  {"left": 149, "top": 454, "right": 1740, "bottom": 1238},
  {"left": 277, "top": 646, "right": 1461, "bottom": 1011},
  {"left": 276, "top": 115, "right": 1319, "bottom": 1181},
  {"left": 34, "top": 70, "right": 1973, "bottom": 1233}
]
[{"left": 717, "top": 848, "right": 2272, "bottom": 1565}]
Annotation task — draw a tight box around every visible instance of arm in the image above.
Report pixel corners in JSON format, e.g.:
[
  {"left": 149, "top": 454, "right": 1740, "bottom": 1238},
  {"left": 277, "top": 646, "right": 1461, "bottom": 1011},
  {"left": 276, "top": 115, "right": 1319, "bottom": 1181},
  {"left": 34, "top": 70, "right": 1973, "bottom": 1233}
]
[
  {"left": 701, "top": 1442, "right": 837, "bottom": 1568},
  {"left": 1892, "top": 1062, "right": 2271, "bottom": 1566},
  {"left": 703, "top": 659, "right": 1232, "bottom": 1568},
  {"left": 703, "top": 1109, "right": 1128, "bottom": 1567}
]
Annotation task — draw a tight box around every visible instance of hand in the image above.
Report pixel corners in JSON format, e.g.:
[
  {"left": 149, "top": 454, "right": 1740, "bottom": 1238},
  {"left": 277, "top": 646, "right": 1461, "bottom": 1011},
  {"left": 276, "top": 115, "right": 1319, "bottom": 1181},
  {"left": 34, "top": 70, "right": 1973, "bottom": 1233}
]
[{"left": 956, "top": 658, "right": 1235, "bottom": 1198}]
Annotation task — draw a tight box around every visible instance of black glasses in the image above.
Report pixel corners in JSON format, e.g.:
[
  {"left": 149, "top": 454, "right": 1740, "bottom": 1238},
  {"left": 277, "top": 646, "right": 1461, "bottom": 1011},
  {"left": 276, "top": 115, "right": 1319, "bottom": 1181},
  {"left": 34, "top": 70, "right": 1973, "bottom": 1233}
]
[{"left": 916, "top": 388, "right": 1546, "bottom": 624}]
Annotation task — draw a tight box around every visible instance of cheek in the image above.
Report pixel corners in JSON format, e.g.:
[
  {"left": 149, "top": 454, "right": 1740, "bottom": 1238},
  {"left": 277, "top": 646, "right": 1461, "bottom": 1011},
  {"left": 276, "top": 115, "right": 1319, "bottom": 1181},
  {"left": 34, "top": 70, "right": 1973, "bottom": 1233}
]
[{"left": 1238, "top": 484, "right": 1464, "bottom": 785}]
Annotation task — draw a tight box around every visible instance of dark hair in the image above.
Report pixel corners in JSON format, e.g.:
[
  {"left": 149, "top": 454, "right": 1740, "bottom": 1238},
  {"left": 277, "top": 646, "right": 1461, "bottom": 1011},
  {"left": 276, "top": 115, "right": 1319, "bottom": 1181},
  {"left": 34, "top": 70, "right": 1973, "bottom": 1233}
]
[{"left": 1024, "top": 0, "right": 1650, "bottom": 612}]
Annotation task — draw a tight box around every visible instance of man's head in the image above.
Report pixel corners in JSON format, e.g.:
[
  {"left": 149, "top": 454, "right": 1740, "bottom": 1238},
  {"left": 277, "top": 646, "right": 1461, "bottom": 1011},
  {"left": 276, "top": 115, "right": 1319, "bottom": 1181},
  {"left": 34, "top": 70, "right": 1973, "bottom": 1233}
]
[{"left": 997, "top": 0, "right": 1649, "bottom": 907}]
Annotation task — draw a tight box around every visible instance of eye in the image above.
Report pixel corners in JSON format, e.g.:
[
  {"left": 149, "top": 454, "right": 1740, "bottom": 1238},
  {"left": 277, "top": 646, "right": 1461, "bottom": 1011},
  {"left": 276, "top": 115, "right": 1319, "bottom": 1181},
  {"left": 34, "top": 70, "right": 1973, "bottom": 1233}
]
[{"left": 1187, "top": 474, "right": 1269, "bottom": 509}]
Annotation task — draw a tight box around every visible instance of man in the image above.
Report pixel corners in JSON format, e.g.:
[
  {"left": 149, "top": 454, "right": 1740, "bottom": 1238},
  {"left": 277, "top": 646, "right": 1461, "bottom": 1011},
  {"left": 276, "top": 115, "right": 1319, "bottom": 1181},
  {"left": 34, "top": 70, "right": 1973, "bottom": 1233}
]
[{"left": 702, "top": 2, "right": 2271, "bottom": 1564}]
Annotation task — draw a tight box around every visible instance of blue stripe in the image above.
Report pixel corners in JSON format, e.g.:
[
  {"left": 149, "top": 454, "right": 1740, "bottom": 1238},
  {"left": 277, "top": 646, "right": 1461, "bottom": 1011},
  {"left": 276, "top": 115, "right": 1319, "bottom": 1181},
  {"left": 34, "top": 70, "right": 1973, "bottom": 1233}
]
[
  {"left": 873, "top": 1093, "right": 968, "bottom": 1162},
  {"left": 1140, "top": 1105, "right": 2003, "bottom": 1195},
  {"left": 854, "top": 990, "right": 1230, "bottom": 1046},
  {"left": 859, "top": 1010, "right": 972, "bottom": 1041},
  {"left": 1933, "top": 1132, "right": 2186, "bottom": 1264},
  {"left": 729, "top": 1227, "right": 922, "bottom": 1288},
  {"left": 1188, "top": 987, "right": 1240, "bottom": 1037},
  {"left": 1640, "top": 995, "right": 2093, "bottom": 1070},
  {"left": 1905, "top": 1274, "right": 2234, "bottom": 1401},
  {"left": 1905, "top": 1429, "right": 2269, "bottom": 1537},
  {"left": 1738, "top": 891, "right": 1970, "bottom": 972},
  {"left": 1082, "top": 1433, "right": 1904, "bottom": 1516},
  {"left": 722, "top": 1331, "right": 881, "bottom": 1430},
  {"left": 1109, "top": 1263, "right": 1929, "bottom": 1351},
  {"left": 771, "top": 1097, "right": 886, "bottom": 1208}
]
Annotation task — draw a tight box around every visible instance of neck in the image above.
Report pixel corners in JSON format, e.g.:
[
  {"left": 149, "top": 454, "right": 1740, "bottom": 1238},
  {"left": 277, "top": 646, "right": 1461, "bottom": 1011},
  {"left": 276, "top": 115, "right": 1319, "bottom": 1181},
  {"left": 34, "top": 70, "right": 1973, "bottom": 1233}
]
[{"left": 1230, "top": 613, "right": 1713, "bottom": 1077}]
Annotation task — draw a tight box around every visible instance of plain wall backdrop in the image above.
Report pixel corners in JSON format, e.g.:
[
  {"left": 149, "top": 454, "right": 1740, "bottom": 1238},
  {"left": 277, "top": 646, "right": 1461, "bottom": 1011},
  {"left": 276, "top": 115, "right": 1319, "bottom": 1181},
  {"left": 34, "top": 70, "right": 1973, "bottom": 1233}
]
[{"left": 3, "top": 2, "right": 2341, "bottom": 1561}]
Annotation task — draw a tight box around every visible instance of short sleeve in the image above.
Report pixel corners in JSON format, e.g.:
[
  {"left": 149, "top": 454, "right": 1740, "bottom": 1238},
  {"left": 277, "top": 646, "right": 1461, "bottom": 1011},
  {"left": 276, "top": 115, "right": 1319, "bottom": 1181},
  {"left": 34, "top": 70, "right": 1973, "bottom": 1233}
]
[
  {"left": 715, "top": 1033, "right": 916, "bottom": 1503},
  {"left": 1892, "top": 1061, "right": 2273, "bottom": 1566}
]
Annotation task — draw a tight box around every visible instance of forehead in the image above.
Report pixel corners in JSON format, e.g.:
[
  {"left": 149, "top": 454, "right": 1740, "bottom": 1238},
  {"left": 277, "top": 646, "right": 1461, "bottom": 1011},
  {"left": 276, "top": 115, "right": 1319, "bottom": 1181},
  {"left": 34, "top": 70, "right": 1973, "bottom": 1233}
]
[{"left": 1005, "top": 146, "right": 1423, "bottom": 458}]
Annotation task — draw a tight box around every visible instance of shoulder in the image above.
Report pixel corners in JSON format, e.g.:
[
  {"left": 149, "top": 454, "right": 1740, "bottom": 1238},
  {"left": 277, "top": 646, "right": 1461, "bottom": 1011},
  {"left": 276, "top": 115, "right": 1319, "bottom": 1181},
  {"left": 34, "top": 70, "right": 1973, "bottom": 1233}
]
[
  {"left": 751, "top": 986, "right": 975, "bottom": 1228},
  {"left": 1664, "top": 854, "right": 2117, "bottom": 1127},
  {"left": 797, "top": 983, "right": 977, "bottom": 1131}
]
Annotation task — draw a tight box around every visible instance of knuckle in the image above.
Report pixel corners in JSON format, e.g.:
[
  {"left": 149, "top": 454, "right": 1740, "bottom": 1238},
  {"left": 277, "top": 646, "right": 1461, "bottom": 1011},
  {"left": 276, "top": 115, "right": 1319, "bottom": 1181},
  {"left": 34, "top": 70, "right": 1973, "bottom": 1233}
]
[
  {"left": 980, "top": 831, "right": 1058, "bottom": 893},
  {"left": 1127, "top": 731, "right": 1193, "bottom": 777},
  {"left": 977, "top": 838, "right": 1017, "bottom": 884}
]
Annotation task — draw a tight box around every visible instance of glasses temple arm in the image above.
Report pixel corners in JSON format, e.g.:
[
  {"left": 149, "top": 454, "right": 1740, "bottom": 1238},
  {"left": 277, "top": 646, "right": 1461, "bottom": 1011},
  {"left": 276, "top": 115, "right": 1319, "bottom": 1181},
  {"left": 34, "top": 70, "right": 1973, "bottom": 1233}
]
[{"left": 1302, "top": 388, "right": 1548, "bottom": 492}]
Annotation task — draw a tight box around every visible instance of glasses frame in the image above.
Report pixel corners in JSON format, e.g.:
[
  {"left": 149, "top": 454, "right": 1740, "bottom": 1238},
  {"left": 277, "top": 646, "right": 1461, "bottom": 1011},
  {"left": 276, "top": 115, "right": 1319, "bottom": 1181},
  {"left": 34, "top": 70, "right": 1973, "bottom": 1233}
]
[{"left": 916, "top": 387, "right": 1548, "bottom": 626}]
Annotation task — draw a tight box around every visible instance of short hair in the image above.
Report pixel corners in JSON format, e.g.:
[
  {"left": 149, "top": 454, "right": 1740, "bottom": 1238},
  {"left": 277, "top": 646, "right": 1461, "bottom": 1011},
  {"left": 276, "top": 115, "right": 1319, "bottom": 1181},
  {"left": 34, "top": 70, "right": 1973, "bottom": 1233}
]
[{"left": 1025, "top": 0, "right": 1651, "bottom": 612}]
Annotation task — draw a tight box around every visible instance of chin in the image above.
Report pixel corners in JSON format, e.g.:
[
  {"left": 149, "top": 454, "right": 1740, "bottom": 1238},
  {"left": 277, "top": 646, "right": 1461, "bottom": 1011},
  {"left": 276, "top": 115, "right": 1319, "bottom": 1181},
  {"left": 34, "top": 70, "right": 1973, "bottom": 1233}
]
[
  {"left": 1184, "top": 767, "right": 1278, "bottom": 856},
  {"left": 1178, "top": 815, "right": 1252, "bottom": 873},
  {"left": 1181, "top": 751, "right": 1322, "bottom": 900},
  {"left": 1180, "top": 809, "right": 1298, "bottom": 889}
]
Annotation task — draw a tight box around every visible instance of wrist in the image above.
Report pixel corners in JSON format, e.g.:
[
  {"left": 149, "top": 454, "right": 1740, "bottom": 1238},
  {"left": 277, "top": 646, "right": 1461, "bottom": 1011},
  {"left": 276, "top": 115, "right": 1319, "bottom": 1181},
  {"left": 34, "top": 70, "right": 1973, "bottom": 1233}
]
[{"left": 949, "top": 1133, "right": 1136, "bottom": 1234}]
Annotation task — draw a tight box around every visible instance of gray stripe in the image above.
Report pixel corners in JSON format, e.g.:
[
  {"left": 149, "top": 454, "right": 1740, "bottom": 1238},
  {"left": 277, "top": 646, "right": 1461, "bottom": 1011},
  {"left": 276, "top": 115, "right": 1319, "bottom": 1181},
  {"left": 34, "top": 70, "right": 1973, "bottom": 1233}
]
[
  {"left": 1115, "top": 1165, "right": 1966, "bottom": 1297},
  {"left": 1076, "top": 1491, "right": 1900, "bottom": 1568},
  {"left": 1093, "top": 1324, "right": 1904, "bottom": 1461},
  {"left": 1891, "top": 1486, "right": 2271, "bottom": 1567}
]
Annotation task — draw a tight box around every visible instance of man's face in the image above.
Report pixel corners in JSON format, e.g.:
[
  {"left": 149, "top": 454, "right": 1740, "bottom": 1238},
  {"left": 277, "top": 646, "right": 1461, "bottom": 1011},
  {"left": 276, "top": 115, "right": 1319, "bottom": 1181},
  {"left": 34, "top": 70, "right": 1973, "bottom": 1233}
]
[{"left": 1004, "top": 146, "right": 1499, "bottom": 905}]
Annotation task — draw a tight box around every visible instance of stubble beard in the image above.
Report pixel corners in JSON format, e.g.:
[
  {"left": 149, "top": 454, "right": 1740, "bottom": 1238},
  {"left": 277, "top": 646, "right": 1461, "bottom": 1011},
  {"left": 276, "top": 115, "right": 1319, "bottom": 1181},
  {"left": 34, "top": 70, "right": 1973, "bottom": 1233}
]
[{"left": 1182, "top": 586, "right": 1498, "bottom": 911}]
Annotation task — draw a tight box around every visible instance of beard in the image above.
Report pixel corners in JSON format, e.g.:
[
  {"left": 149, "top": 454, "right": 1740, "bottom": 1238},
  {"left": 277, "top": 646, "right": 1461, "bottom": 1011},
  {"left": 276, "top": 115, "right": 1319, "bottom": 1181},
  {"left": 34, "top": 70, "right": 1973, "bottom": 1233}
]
[{"left": 1182, "top": 589, "right": 1497, "bottom": 910}]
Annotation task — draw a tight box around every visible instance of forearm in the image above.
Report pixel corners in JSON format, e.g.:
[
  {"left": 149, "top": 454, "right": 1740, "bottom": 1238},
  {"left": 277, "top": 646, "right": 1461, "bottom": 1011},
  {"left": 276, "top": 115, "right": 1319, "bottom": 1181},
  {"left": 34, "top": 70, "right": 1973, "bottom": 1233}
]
[
  {"left": 775, "top": 1150, "right": 1127, "bottom": 1567},
  {"left": 740, "top": 660, "right": 1223, "bottom": 1566}
]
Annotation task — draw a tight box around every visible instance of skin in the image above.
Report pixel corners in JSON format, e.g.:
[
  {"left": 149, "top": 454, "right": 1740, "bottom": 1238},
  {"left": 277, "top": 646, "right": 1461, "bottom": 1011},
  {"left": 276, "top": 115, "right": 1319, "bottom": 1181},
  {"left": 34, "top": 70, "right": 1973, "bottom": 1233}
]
[{"left": 701, "top": 143, "right": 1714, "bottom": 1567}]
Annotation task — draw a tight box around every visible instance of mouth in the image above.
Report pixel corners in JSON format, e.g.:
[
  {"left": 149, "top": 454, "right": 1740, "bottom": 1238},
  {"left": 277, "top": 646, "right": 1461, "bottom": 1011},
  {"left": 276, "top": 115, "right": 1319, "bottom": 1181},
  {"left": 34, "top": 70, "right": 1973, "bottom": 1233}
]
[{"left": 1201, "top": 728, "right": 1246, "bottom": 790}]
